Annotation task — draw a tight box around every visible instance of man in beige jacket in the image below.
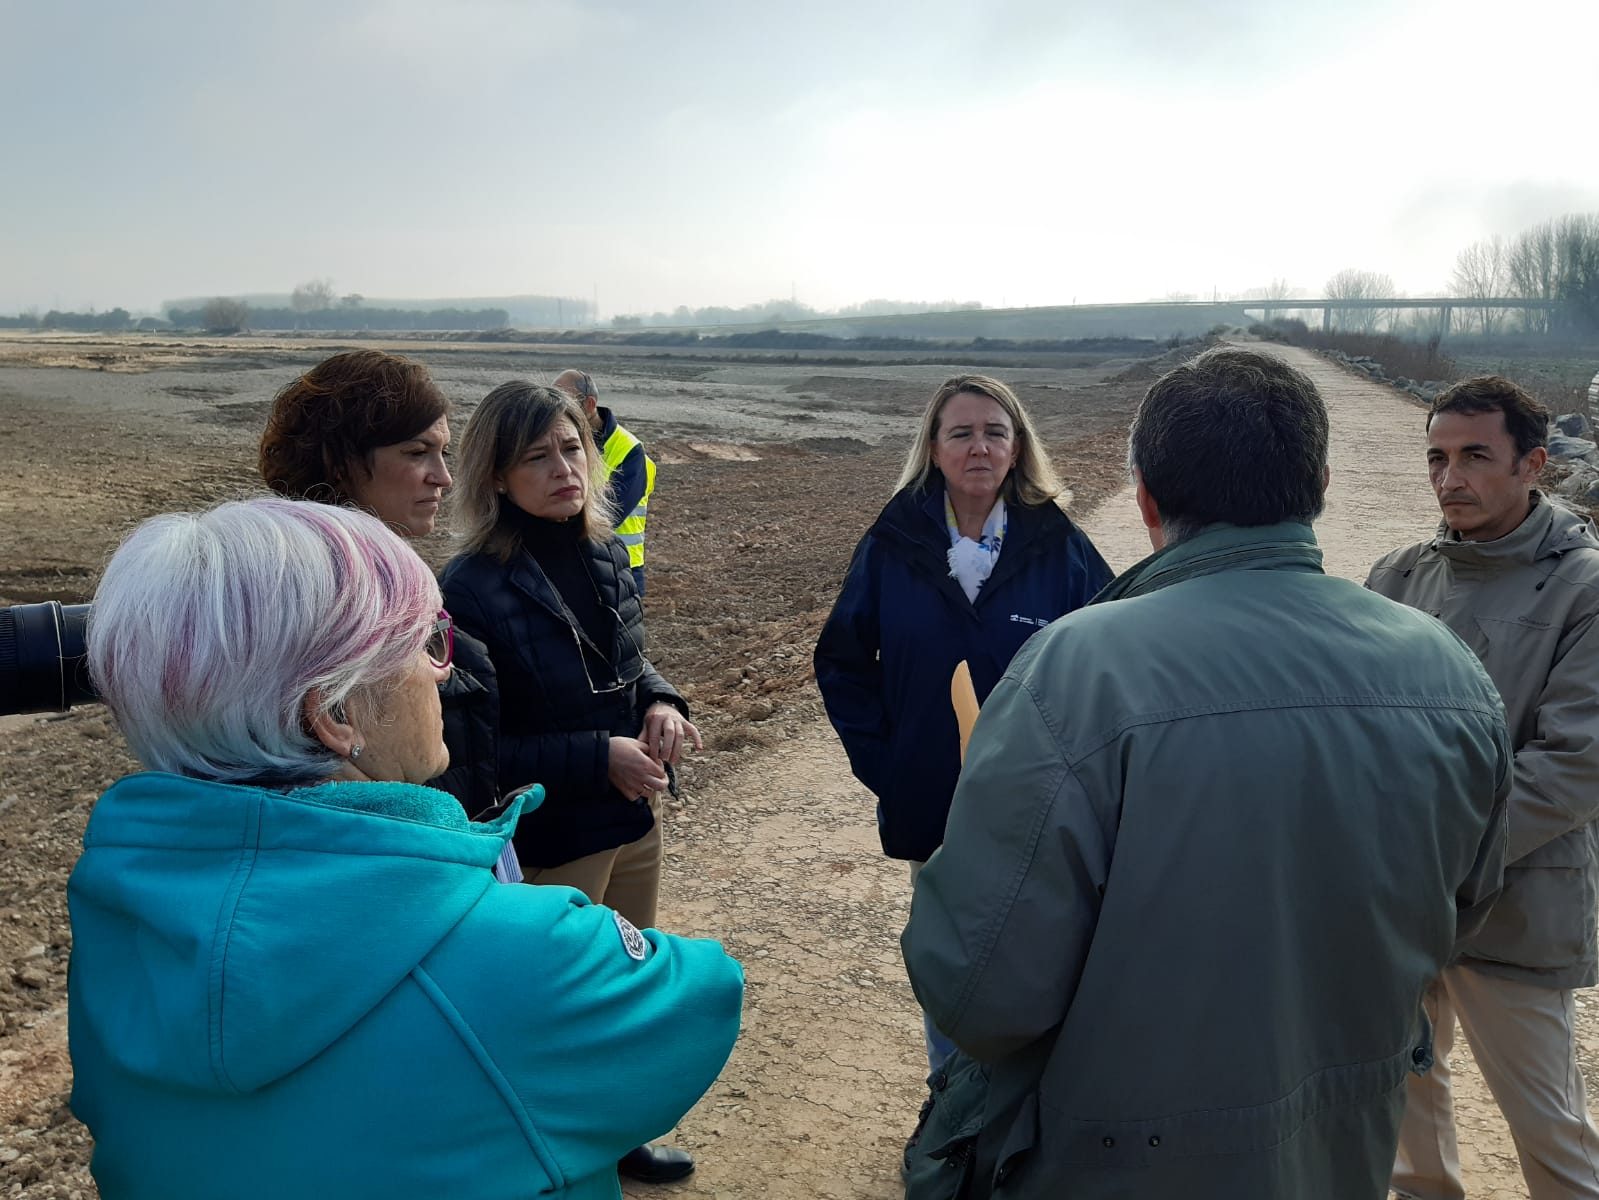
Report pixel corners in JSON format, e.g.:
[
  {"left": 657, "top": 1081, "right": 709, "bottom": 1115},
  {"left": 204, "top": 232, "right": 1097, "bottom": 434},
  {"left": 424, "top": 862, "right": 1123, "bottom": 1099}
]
[{"left": 1370, "top": 376, "right": 1599, "bottom": 1200}]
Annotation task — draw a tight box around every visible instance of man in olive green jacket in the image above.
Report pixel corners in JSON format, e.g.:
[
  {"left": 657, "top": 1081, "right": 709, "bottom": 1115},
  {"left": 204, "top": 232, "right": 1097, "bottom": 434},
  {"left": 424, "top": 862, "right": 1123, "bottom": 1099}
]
[
  {"left": 902, "top": 348, "right": 1511, "bottom": 1200},
  {"left": 1369, "top": 376, "right": 1599, "bottom": 1200}
]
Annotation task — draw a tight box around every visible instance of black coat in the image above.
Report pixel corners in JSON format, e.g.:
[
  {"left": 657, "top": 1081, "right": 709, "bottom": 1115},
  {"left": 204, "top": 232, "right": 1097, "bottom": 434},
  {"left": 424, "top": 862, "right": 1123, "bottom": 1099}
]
[
  {"left": 429, "top": 628, "right": 500, "bottom": 819},
  {"left": 440, "top": 533, "right": 687, "bottom": 868}
]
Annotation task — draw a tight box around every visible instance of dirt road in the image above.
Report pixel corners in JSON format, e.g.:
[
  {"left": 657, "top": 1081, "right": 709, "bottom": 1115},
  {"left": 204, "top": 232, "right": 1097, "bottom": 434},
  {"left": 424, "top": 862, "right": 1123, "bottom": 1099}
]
[{"left": 647, "top": 343, "right": 1564, "bottom": 1199}]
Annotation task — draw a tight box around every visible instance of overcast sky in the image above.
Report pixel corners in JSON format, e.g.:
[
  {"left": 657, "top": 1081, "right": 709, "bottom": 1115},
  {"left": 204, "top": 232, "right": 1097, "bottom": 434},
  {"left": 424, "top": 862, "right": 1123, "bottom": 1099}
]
[{"left": 2, "top": 0, "right": 1595, "bottom": 316}]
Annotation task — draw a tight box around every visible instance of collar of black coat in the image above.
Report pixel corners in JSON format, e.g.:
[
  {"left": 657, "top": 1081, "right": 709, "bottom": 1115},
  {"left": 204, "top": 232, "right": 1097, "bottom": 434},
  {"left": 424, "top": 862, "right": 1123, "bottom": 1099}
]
[
  {"left": 493, "top": 510, "right": 615, "bottom": 654},
  {"left": 1094, "top": 521, "right": 1324, "bottom": 605},
  {"left": 503, "top": 501, "right": 586, "bottom": 556},
  {"left": 870, "top": 474, "right": 1083, "bottom": 612},
  {"left": 1428, "top": 490, "right": 1599, "bottom": 570}
]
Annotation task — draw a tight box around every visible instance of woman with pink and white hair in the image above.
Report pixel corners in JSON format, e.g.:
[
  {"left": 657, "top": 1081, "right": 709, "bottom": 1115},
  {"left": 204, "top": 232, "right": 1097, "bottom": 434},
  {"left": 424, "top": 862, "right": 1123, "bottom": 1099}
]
[{"left": 66, "top": 496, "right": 743, "bottom": 1200}]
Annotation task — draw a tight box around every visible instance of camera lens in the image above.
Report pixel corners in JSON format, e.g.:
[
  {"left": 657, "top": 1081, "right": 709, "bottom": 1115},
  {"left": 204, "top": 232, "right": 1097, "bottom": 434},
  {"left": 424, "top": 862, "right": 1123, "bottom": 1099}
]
[{"left": 0, "top": 602, "right": 95, "bottom": 715}]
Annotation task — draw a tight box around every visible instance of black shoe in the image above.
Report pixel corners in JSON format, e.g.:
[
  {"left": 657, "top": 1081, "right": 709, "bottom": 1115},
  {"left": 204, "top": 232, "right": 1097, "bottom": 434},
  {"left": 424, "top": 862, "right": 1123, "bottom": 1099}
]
[
  {"left": 903, "top": 1093, "right": 936, "bottom": 1178},
  {"left": 618, "top": 1144, "right": 695, "bottom": 1184}
]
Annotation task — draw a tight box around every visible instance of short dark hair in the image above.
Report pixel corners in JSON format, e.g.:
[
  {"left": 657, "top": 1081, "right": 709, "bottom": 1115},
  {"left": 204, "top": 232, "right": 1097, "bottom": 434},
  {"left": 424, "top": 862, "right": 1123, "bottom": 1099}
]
[
  {"left": 259, "top": 349, "right": 449, "bottom": 503},
  {"left": 1130, "top": 347, "right": 1329, "bottom": 542},
  {"left": 1427, "top": 376, "right": 1549, "bottom": 459}
]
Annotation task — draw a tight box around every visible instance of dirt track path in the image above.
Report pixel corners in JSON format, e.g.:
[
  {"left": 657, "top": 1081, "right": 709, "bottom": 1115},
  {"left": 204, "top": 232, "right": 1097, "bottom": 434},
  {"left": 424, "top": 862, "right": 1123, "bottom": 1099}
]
[{"left": 653, "top": 344, "right": 1554, "bottom": 1198}]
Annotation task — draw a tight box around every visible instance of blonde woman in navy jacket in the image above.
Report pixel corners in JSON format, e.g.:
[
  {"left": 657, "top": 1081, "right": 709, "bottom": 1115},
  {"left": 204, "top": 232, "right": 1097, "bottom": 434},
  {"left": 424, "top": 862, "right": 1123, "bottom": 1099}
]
[{"left": 814, "top": 374, "right": 1111, "bottom": 1164}]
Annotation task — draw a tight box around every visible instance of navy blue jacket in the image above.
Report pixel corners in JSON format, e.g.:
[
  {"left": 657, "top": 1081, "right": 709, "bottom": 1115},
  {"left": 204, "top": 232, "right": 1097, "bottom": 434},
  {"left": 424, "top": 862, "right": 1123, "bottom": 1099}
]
[{"left": 815, "top": 479, "right": 1113, "bottom": 861}]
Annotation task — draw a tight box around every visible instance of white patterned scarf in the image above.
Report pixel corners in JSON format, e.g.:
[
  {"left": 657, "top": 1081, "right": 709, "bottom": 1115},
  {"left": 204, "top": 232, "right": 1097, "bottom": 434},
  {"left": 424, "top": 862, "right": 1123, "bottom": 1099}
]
[{"left": 945, "top": 495, "right": 1007, "bottom": 603}]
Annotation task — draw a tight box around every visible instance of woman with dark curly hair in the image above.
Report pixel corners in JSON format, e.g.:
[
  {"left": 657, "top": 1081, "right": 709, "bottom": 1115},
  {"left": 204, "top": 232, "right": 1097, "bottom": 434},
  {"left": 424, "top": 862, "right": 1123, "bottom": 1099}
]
[
  {"left": 259, "top": 348, "right": 453, "bottom": 537},
  {"left": 259, "top": 350, "right": 502, "bottom": 833}
]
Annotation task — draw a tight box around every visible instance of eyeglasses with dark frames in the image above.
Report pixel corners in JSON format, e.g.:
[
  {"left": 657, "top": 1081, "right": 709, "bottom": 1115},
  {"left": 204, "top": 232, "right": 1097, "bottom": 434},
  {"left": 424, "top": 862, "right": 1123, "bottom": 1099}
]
[{"left": 570, "top": 603, "right": 646, "bottom": 694}]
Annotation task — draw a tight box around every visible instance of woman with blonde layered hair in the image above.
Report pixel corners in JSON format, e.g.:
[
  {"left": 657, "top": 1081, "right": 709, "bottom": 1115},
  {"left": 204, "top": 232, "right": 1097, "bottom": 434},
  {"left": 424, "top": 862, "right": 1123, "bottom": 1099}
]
[
  {"left": 441, "top": 380, "right": 705, "bottom": 1185},
  {"left": 895, "top": 374, "right": 1068, "bottom": 508},
  {"left": 451, "top": 383, "right": 617, "bottom": 557},
  {"left": 815, "top": 371, "right": 1113, "bottom": 1174}
]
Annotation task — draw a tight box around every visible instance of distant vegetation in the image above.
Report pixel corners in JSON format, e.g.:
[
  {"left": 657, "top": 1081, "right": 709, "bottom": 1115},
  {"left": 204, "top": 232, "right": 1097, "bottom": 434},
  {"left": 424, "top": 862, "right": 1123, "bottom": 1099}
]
[
  {"left": 610, "top": 297, "right": 984, "bottom": 329},
  {"left": 462, "top": 327, "right": 1159, "bottom": 355},
  {"left": 1253, "top": 318, "right": 1593, "bottom": 418},
  {"left": 0, "top": 308, "right": 140, "bottom": 331},
  {"left": 164, "top": 300, "right": 512, "bottom": 333},
  {"left": 1292, "top": 212, "right": 1599, "bottom": 339},
  {"left": 1447, "top": 213, "right": 1599, "bottom": 337},
  {"left": 201, "top": 298, "right": 251, "bottom": 335},
  {"left": 0, "top": 299, "right": 511, "bottom": 334}
]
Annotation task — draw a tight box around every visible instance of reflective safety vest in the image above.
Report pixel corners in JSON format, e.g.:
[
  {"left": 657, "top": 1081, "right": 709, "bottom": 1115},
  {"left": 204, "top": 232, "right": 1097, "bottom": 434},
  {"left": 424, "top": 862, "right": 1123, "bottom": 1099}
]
[{"left": 600, "top": 424, "right": 655, "bottom": 570}]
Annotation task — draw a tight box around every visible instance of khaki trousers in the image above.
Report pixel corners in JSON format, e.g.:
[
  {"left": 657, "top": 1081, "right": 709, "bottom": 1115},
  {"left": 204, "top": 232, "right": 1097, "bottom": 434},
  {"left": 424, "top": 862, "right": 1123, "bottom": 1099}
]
[
  {"left": 1393, "top": 964, "right": 1599, "bottom": 1200},
  {"left": 525, "top": 796, "right": 662, "bottom": 930}
]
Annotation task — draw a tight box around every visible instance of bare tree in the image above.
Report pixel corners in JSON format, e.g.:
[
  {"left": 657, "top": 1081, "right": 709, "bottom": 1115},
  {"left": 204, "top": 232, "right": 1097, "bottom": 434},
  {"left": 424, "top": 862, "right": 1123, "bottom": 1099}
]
[
  {"left": 1503, "top": 216, "right": 1599, "bottom": 335},
  {"left": 290, "top": 279, "right": 337, "bottom": 328},
  {"left": 1325, "top": 268, "right": 1397, "bottom": 333},
  {"left": 1552, "top": 213, "right": 1599, "bottom": 335},
  {"left": 1450, "top": 237, "right": 1507, "bottom": 336},
  {"left": 202, "top": 298, "right": 250, "bottom": 334},
  {"left": 1234, "top": 279, "right": 1303, "bottom": 317},
  {"left": 1507, "top": 222, "right": 1557, "bottom": 333}
]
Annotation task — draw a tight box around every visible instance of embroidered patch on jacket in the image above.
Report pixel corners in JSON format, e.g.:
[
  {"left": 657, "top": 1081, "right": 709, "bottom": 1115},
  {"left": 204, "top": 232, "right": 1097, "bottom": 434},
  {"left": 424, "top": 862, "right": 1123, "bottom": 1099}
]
[
  {"left": 1009, "top": 613, "right": 1051, "bottom": 627},
  {"left": 614, "top": 911, "right": 649, "bottom": 961}
]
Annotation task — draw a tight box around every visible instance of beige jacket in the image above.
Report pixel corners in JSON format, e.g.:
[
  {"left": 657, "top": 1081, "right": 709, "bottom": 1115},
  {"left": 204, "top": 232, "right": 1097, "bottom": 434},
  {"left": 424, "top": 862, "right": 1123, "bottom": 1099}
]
[{"left": 1369, "top": 491, "right": 1599, "bottom": 988}]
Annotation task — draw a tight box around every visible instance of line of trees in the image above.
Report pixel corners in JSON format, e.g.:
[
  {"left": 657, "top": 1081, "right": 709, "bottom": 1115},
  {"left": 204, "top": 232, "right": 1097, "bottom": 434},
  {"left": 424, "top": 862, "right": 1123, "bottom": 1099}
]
[
  {"left": 0, "top": 297, "right": 512, "bottom": 334},
  {"left": 1451, "top": 214, "right": 1599, "bottom": 336},
  {"left": 164, "top": 300, "right": 512, "bottom": 333},
  {"left": 1308, "top": 212, "right": 1599, "bottom": 338},
  {"left": 0, "top": 308, "right": 141, "bottom": 331}
]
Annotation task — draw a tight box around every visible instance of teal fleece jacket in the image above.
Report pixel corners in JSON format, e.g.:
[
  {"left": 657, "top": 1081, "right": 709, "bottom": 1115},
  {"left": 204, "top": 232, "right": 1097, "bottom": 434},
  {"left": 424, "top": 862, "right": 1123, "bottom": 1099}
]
[{"left": 67, "top": 774, "right": 744, "bottom": 1199}]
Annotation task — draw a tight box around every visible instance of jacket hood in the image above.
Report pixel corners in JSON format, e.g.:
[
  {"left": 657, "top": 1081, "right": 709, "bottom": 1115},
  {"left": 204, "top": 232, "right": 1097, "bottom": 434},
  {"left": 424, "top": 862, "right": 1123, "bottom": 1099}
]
[
  {"left": 1431, "top": 491, "right": 1599, "bottom": 568},
  {"left": 871, "top": 478, "right": 952, "bottom": 556},
  {"left": 68, "top": 773, "right": 535, "bottom": 1095}
]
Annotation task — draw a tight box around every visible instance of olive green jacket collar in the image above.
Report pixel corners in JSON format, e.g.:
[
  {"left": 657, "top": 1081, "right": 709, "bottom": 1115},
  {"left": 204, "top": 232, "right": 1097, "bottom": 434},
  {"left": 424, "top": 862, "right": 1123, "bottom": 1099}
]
[{"left": 1095, "top": 521, "right": 1323, "bottom": 606}]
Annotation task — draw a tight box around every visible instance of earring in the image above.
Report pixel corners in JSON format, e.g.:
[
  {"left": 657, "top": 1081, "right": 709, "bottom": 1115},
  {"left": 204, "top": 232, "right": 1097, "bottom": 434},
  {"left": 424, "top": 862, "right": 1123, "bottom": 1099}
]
[
  {"left": 349, "top": 744, "right": 363, "bottom": 761},
  {"left": 497, "top": 486, "right": 506, "bottom": 494}
]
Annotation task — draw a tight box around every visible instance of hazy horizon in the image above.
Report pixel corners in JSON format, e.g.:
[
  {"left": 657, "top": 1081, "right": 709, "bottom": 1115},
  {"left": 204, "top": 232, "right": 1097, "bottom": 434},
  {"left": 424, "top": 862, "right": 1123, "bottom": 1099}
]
[{"left": 4, "top": 0, "right": 1596, "bottom": 318}]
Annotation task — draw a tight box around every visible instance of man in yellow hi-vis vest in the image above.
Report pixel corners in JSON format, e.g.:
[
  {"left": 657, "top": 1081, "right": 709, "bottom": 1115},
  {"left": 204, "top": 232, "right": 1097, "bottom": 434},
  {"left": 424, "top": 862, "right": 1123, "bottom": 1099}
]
[{"left": 553, "top": 369, "right": 657, "bottom": 597}]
